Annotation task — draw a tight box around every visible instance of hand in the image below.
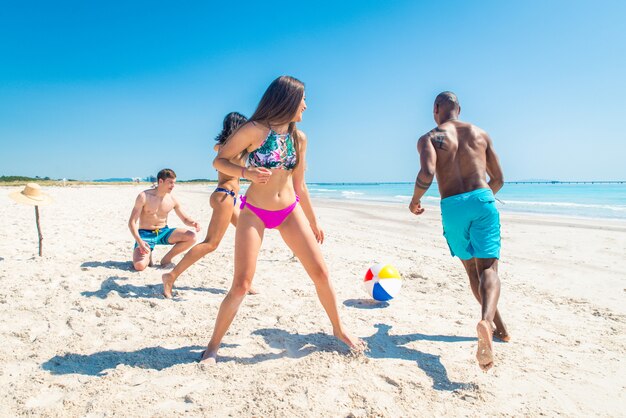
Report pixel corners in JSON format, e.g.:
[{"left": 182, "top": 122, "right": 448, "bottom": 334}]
[
  {"left": 244, "top": 167, "right": 272, "bottom": 184},
  {"left": 409, "top": 199, "right": 425, "bottom": 215},
  {"left": 190, "top": 221, "right": 200, "bottom": 232},
  {"left": 310, "top": 222, "right": 324, "bottom": 244},
  {"left": 138, "top": 240, "right": 151, "bottom": 254}
]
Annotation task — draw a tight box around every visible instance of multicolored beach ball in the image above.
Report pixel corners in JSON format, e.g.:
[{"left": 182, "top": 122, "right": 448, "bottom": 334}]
[{"left": 363, "top": 263, "right": 402, "bottom": 301}]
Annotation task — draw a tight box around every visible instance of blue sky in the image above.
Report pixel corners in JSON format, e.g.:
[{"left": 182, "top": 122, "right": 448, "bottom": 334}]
[{"left": 1, "top": 1, "right": 625, "bottom": 182}]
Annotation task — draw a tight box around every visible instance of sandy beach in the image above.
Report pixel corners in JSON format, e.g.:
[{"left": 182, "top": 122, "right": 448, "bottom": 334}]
[{"left": 1, "top": 183, "right": 624, "bottom": 417}]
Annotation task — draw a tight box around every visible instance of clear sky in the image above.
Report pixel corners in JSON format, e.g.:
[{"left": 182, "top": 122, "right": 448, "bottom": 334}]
[{"left": 1, "top": 1, "right": 625, "bottom": 182}]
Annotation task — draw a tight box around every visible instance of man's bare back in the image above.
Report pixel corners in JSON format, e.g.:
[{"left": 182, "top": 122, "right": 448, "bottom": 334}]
[{"left": 421, "top": 120, "right": 502, "bottom": 199}]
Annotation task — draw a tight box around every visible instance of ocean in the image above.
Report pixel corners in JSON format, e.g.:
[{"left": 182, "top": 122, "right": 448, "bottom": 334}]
[{"left": 305, "top": 182, "right": 626, "bottom": 220}]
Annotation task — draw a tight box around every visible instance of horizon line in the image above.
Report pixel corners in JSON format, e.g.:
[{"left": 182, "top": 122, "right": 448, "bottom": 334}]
[{"left": 2, "top": 176, "right": 625, "bottom": 185}]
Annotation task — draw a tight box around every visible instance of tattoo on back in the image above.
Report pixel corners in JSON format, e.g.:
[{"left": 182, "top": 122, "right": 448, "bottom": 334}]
[{"left": 433, "top": 133, "right": 446, "bottom": 150}]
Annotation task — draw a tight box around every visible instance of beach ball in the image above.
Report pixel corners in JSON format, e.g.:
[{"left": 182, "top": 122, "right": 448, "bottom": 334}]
[{"left": 363, "top": 263, "right": 402, "bottom": 301}]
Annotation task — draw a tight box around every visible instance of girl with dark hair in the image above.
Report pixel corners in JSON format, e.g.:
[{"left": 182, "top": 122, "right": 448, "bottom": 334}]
[
  {"left": 162, "top": 112, "right": 251, "bottom": 298},
  {"left": 201, "top": 76, "right": 365, "bottom": 363}
]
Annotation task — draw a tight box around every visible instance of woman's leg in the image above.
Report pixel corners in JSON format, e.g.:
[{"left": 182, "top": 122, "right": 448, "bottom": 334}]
[
  {"left": 225, "top": 203, "right": 259, "bottom": 293},
  {"left": 230, "top": 202, "right": 240, "bottom": 227},
  {"left": 160, "top": 228, "right": 197, "bottom": 266},
  {"left": 201, "top": 209, "right": 265, "bottom": 364},
  {"left": 162, "top": 193, "right": 233, "bottom": 298},
  {"left": 277, "top": 206, "right": 365, "bottom": 351}
]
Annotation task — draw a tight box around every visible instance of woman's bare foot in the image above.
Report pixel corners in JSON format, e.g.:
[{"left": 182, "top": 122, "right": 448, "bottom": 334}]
[
  {"left": 333, "top": 328, "right": 367, "bottom": 353},
  {"left": 199, "top": 348, "right": 218, "bottom": 365},
  {"left": 476, "top": 320, "right": 494, "bottom": 371},
  {"left": 162, "top": 273, "right": 176, "bottom": 299},
  {"left": 247, "top": 287, "right": 259, "bottom": 295}
]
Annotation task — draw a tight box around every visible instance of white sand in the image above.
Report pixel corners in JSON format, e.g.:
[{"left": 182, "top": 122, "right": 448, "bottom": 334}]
[{"left": 1, "top": 184, "right": 624, "bottom": 417}]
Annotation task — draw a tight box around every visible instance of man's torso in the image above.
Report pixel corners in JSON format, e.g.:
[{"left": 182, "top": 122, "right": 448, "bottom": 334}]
[
  {"left": 138, "top": 189, "right": 175, "bottom": 229},
  {"left": 427, "top": 120, "right": 490, "bottom": 199}
]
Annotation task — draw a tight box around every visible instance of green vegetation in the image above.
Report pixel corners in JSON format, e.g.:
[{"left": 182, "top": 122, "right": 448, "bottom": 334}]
[
  {"left": 180, "top": 178, "right": 217, "bottom": 183},
  {"left": 0, "top": 175, "right": 141, "bottom": 186},
  {"left": 0, "top": 175, "right": 53, "bottom": 182},
  {"left": 0, "top": 175, "right": 250, "bottom": 186}
]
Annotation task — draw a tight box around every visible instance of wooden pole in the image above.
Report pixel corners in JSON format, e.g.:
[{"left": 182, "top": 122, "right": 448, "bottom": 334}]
[{"left": 35, "top": 205, "right": 43, "bottom": 256}]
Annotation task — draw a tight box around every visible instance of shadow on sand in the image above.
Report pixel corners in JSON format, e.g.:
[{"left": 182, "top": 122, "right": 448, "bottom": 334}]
[
  {"left": 41, "top": 325, "right": 476, "bottom": 390},
  {"left": 364, "top": 323, "right": 476, "bottom": 391},
  {"left": 80, "top": 276, "right": 226, "bottom": 300},
  {"left": 81, "top": 260, "right": 134, "bottom": 271},
  {"left": 215, "top": 329, "right": 345, "bottom": 365},
  {"left": 42, "top": 345, "right": 206, "bottom": 376},
  {"left": 219, "top": 324, "right": 475, "bottom": 391},
  {"left": 343, "top": 298, "right": 390, "bottom": 309}
]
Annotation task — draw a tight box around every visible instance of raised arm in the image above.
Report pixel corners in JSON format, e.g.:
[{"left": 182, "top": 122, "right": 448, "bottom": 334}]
[
  {"left": 484, "top": 133, "right": 504, "bottom": 195},
  {"left": 173, "top": 196, "right": 200, "bottom": 231},
  {"left": 213, "top": 122, "right": 271, "bottom": 184},
  {"left": 292, "top": 131, "right": 323, "bottom": 243},
  {"left": 409, "top": 134, "right": 437, "bottom": 215},
  {"left": 128, "top": 192, "right": 150, "bottom": 253}
]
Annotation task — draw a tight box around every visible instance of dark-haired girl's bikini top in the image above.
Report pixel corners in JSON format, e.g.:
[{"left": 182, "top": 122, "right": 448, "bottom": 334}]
[{"left": 247, "top": 130, "right": 297, "bottom": 170}]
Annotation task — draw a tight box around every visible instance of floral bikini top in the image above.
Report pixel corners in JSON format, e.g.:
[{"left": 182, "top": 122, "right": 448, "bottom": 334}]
[{"left": 247, "top": 129, "right": 297, "bottom": 170}]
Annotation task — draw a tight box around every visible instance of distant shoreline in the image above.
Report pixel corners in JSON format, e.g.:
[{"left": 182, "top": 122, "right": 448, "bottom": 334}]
[
  {"left": 2, "top": 176, "right": 626, "bottom": 186},
  {"left": 0, "top": 180, "right": 221, "bottom": 187}
]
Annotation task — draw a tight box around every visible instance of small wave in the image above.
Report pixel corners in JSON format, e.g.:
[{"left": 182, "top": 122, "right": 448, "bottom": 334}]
[
  {"left": 310, "top": 188, "right": 338, "bottom": 192},
  {"left": 341, "top": 191, "right": 364, "bottom": 196},
  {"left": 394, "top": 194, "right": 441, "bottom": 201},
  {"left": 503, "top": 200, "right": 626, "bottom": 212},
  {"left": 393, "top": 195, "right": 440, "bottom": 201}
]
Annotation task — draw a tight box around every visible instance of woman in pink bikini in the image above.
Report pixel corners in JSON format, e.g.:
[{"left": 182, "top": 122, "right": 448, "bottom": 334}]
[{"left": 200, "top": 76, "right": 365, "bottom": 363}]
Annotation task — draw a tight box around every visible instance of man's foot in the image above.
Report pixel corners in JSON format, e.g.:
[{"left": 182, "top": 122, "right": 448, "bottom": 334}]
[
  {"left": 148, "top": 254, "right": 154, "bottom": 267},
  {"left": 333, "top": 328, "right": 367, "bottom": 353},
  {"left": 476, "top": 320, "right": 494, "bottom": 371},
  {"left": 493, "top": 326, "right": 511, "bottom": 342},
  {"left": 199, "top": 349, "right": 218, "bottom": 365},
  {"left": 162, "top": 273, "right": 176, "bottom": 299}
]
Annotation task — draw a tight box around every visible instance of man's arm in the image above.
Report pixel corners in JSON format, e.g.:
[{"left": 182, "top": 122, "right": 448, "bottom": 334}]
[
  {"left": 484, "top": 133, "right": 504, "bottom": 195},
  {"left": 409, "top": 134, "right": 437, "bottom": 215},
  {"left": 128, "top": 193, "right": 150, "bottom": 253},
  {"left": 173, "top": 197, "right": 200, "bottom": 231}
]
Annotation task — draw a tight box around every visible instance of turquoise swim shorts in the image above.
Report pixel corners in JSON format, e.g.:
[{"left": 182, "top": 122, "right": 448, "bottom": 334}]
[
  {"left": 135, "top": 226, "right": 175, "bottom": 250},
  {"left": 440, "top": 188, "right": 501, "bottom": 260}
]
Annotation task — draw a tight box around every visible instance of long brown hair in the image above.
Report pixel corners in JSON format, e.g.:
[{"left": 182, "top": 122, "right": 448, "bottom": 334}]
[
  {"left": 215, "top": 112, "right": 248, "bottom": 145},
  {"left": 249, "top": 76, "right": 304, "bottom": 167}
]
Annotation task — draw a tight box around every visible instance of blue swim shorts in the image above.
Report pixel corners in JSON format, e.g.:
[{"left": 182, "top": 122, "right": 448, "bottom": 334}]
[
  {"left": 440, "top": 188, "right": 501, "bottom": 260},
  {"left": 135, "top": 226, "right": 175, "bottom": 250}
]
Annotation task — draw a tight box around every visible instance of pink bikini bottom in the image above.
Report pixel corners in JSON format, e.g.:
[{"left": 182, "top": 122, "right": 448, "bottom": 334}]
[{"left": 239, "top": 195, "right": 300, "bottom": 229}]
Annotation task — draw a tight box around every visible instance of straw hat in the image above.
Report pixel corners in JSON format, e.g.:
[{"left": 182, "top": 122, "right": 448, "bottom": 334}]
[{"left": 9, "top": 183, "right": 54, "bottom": 206}]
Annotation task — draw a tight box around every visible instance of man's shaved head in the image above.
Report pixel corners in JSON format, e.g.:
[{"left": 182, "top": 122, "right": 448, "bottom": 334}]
[{"left": 434, "top": 91, "right": 459, "bottom": 111}]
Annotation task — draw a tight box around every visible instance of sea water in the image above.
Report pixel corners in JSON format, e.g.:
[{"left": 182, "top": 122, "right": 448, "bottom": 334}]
[{"left": 306, "top": 182, "right": 626, "bottom": 220}]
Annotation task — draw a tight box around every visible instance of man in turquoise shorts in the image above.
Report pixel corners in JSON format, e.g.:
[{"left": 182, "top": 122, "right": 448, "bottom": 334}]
[
  {"left": 409, "top": 91, "right": 509, "bottom": 372},
  {"left": 128, "top": 169, "right": 200, "bottom": 271}
]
